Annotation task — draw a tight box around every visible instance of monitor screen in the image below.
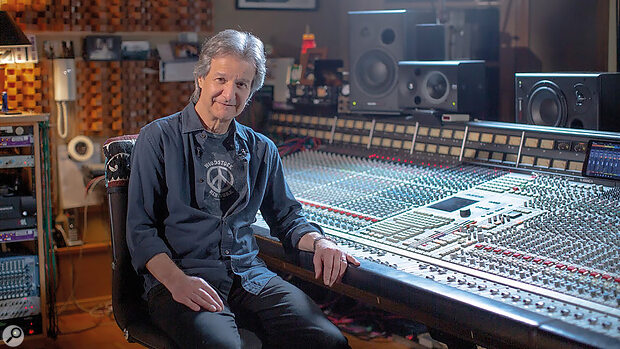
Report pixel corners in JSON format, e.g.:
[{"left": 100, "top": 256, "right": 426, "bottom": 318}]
[
  {"left": 429, "top": 197, "right": 478, "bottom": 212},
  {"left": 582, "top": 140, "right": 620, "bottom": 181}
]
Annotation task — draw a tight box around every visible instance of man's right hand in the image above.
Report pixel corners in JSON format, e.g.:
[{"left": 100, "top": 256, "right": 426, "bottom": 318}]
[
  {"left": 146, "top": 253, "right": 224, "bottom": 312},
  {"left": 166, "top": 273, "right": 224, "bottom": 312}
]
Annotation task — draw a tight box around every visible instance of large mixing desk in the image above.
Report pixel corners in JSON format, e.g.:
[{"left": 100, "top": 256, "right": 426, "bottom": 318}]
[{"left": 252, "top": 112, "right": 620, "bottom": 349}]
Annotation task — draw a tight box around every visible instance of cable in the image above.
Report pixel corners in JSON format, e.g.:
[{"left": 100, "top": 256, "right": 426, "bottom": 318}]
[
  {"left": 55, "top": 174, "right": 110, "bottom": 332},
  {"left": 427, "top": 0, "right": 438, "bottom": 24},
  {"left": 55, "top": 228, "right": 112, "bottom": 332},
  {"left": 438, "top": 0, "right": 446, "bottom": 24},
  {"left": 277, "top": 136, "right": 322, "bottom": 157},
  {"left": 57, "top": 315, "right": 105, "bottom": 335},
  {"left": 56, "top": 257, "right": 112, "bottom": 335},
  {"left": 83, "top": 175, "right": 105, "bottom": 241},
  {"left": 41, "top": 121, "right": 59, "bottom": 337},
  {"left": 85, "top": 175, "right": 105, "bottom": 196},
  {"left": 501, "top": 0, "right": 514, "bottom": 34},
  {"left": 56, "top": 101, "right": 68, "bottom": 139},
  {"left": 317, "top": 293, "right": 423, "bottom": 343}
]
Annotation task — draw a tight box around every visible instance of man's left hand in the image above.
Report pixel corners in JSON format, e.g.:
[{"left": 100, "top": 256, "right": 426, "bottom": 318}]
[{"left": 313, "top": 239, "right": 360, "bottom": 287}]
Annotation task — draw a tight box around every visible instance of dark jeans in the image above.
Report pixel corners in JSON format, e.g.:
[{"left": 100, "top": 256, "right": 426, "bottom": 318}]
[{"left": 148, "top": 274, "right": 350, "bottom": 349}]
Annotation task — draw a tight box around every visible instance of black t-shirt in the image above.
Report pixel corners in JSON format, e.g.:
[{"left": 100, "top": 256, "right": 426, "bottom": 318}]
[{"left": 202, "top": 131, "right": 243, "bottom": 217}]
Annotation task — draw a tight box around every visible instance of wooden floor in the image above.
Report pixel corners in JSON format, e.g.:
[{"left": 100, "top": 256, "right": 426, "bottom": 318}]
[{"left": 20, "top": 312, "right": 413, "bottom": 349}]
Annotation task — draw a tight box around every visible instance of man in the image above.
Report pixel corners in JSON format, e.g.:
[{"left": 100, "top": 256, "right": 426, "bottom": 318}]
[{"left": 127, "top": 29, "right": 359, "bottom": 349}]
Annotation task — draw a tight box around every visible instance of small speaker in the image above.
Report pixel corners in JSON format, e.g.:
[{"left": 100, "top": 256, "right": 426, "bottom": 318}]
[
  {"left": 515, "top": 73, "right": 620, "bottom": 131},
  {"left": 348, "top": 9, "right": 435, "bottom": 114},
  {"left": 415, "top": 24, "right": 446, "bottom": 61},
  {"left": 398, "top": 60, "right": 487, "bottom": 116}
]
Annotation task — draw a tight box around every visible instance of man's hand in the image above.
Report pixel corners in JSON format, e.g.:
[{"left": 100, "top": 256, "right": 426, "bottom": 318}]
[
  {"left": 146, "top": 253, "right": 224, "bottom": 312},
  {"left": 166, "top": 273, "right": 224, "bottom": 312},
  {"left": 313, "top": 238, "right": 360, "bottom": 287}
]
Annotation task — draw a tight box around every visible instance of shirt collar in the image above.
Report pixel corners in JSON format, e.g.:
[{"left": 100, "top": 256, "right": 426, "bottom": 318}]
[{"left": 181, "top": 102, "right": 248, "bottom": 142}]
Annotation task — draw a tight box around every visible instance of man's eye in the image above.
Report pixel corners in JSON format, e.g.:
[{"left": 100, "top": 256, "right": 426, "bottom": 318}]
[
  {"left": 216, "top": 77, "right": 226, "bottom": 83},
  {"left": 237, "top": 82, "right": 248, "bottom": 88}
]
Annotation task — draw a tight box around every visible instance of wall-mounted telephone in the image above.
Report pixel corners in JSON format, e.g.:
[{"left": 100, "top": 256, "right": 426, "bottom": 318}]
[{"left": 53, "top": 58, "right": 77, "bottom": 139}]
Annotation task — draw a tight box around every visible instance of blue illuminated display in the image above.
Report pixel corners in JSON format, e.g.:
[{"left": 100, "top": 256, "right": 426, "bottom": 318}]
[{"left": 583, "top": 141, "right": 620, "bottom": 181}]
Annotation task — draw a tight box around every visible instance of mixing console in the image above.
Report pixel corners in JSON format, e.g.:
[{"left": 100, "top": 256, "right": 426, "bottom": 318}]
[
  {"left": 256, "top": 149, "right": 620, "bottom": 346},
  {"left": 0, "top": 255, "right": 40, "bottom": 320},
  {"left": 284, "top": 151, "right": 505, "bottom": 221}
]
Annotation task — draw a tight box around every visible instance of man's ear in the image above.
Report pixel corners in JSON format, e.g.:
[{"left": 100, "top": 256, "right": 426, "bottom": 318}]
[
  {"left": 197, "top": 76, "right": 205, "bottom": 89},
  {"left": 244, "top": 93, "right": 254, "bottom": 108}
]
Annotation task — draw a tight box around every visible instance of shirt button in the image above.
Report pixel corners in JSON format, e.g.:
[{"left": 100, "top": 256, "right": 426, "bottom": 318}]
[
  {"left": 201, "top": 133, "right": 206, "bottom": 138},
  {"left": 224, "top": 250, "right": 230, "bottom": 255},
  {"left": 199, "top": 178, "right": 204, "bottom": 183}
]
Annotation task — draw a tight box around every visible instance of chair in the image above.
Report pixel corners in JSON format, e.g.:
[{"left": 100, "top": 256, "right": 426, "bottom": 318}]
[
  {"left": 103, "top": 135, "right": 177, "bottom": 348},
  {"left": 103, "top": 135, "right": 261, "bottom": 349}
]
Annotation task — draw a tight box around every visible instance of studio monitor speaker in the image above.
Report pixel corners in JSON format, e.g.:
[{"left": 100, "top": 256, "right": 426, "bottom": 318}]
[
  {"left": 515, "top": 73, "right": 620, "bottom": 131},
  {"left": 397, "top": 60, "right": 487, "bottom": 116},
  {"left": 348, "top": 9, "right": 435, "bottom": 114},
  {"left": 415, "top": 24, "right": 446, "bottom": 61}
]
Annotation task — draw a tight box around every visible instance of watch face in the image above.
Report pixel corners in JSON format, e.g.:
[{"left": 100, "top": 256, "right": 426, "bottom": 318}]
[{"left": 340, "top": 84, "right": 350, "bottom": 96}]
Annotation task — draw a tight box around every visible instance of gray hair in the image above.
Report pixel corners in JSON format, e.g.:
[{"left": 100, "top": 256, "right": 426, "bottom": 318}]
[{"left": 191, "top": 29, "right": 266, "bottom": 104}]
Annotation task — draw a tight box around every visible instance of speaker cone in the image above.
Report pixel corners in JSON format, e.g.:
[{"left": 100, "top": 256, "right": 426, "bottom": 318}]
[
  {"left": 422, "top": 71, "right": 449, "bottom": 104},
  {"left": 353, "top": 49, "right": 397, "bottom": 97},
  {"left": 527, "top": 80, "right": 567, "bottom": 127}
]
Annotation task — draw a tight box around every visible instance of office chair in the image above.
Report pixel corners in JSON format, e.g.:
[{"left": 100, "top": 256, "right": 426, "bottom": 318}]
[{"left": 104, "top": 135, "right": 261, "bottom": 349}]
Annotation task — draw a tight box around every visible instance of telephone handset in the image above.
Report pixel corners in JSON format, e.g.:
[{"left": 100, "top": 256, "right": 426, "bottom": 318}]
[{"left": 53, "top": 58, "right": 77, "bottom": 139}]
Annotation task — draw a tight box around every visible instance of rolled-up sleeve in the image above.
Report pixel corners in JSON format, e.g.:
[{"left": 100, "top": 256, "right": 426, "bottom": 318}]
[
  {"left": 259, "top": 143, "right": 322, "bottom": 251},
  {"left": 126, "top": 128, "right": 172, "bottom": 274}
]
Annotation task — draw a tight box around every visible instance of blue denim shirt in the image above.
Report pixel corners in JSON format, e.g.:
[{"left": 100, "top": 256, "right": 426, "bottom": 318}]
[{"left": 127, "top": 103, "right": 320, "bottom": 298}]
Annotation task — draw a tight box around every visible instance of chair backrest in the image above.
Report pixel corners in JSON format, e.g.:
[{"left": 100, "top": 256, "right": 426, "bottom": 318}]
[
  {"left": 104, "top": 135, "right": 179, "bottom": 348},
  {"left": 103, "top": 135, "right": 145, "bottom": 328}
]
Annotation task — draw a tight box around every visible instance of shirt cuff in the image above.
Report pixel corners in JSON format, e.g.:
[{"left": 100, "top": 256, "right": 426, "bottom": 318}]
[
  {"left": 131, "top": 237, "right": 172, "bottom": 274},
  {"left": 290, "top": 222, "right": 324, "bottom": 250}
]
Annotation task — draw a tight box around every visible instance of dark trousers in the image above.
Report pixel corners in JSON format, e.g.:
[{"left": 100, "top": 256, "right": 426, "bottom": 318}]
[{"left": 148, "top": 274, "right": 350, "bottom": 349}]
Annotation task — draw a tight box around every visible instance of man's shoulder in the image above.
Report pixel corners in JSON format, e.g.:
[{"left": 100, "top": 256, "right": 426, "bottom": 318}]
[
  {"left": 139, "top": 112, "right": 183, "bottom": 141},
  {"left": 236, "top": 123, "right": 276, "bottom": 148}
]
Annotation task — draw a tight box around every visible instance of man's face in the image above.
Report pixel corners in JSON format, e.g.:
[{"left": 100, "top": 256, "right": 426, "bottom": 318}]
[{"left": 196, "top": 55, "right": 256, "bottom": 123}]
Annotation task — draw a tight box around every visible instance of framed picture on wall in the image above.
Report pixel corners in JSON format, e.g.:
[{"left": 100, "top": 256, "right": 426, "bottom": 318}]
[
  {"left": 236, "top": 0, "right": 317, "bottom": 10},
  {"left": 85, "top": 35, "right": 121, "bottom": 61},
  {"left": 299, "top": 47, "right": 327, "bottom": 85},
  {"left": 121, "top": 41, "right": 150, "bottom": 60}
]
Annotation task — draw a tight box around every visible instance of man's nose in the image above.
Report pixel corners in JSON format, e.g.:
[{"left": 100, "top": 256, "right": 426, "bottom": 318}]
[{"left": 222, "top": 82, "right": 235, "bottom": 102}]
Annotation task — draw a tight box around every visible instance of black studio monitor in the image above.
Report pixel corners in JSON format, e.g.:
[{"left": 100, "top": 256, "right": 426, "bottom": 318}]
[
  {"left": 515, "top": 73, "right": 620, "bottom": 131},
  {"left": 398, "top": 60, "right": 487, "bottom": 117},
  {"left": 348, "top": 9, "right": 435, "bottom": 114},
  {"left": 415, "top": 24, "right": 446, "bottom": 61}
]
